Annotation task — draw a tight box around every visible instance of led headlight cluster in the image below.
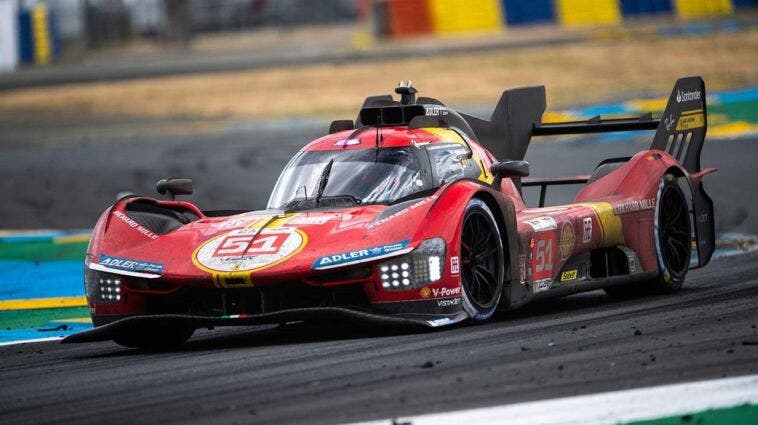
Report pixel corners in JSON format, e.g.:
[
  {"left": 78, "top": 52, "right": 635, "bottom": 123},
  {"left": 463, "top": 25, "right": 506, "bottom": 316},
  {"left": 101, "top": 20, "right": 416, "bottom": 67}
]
[
  {"left": 98, "top": 276, "right": 122, "bottom": 303},
  {"left": 85, "top": 268, "right": 123, "bottom": 304},
  {"left": 378, "top": 237, "right": 445, "bottom": 290}
]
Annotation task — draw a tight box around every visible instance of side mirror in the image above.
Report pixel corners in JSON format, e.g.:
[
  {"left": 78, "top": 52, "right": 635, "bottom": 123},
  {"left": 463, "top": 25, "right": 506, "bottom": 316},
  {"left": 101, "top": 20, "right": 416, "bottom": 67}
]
[
  {"left": 156, "top": 178, "right": 193, "bottom": 200},
  {"left": 491, "top": 160, "right": 530, "bottom": 178}
]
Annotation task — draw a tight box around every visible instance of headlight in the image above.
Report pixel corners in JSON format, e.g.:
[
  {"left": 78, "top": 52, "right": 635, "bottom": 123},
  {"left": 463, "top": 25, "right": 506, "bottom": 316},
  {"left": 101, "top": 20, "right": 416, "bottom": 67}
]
[
  {"left": 85, "top": 268, "right": 123, "bottom": 304},
  {"left": 378, "top": 237, "right": 445, "bottom": 290}
]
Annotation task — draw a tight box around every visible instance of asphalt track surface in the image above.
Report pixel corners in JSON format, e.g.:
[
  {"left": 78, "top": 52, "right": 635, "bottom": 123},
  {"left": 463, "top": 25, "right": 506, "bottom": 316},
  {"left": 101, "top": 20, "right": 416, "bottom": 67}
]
[
  {"left": 1, "top": 123, "right": 757, "bottom": 424},
  {"left": 0, "top": 249, "right": 756, "bottom": 425}
]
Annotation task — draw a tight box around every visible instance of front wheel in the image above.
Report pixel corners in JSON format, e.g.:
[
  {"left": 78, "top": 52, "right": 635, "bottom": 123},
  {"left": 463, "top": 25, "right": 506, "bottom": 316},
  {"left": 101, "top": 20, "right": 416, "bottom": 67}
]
[{"left": 460, "top": 198, "right": 505, "bottom": 321}]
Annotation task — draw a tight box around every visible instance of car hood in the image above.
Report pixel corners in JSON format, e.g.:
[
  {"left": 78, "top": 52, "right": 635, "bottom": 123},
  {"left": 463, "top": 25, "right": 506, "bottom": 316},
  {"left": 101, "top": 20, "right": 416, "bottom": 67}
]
[{"left": 93, "top": 197, "right": 438, "bottom": 284}]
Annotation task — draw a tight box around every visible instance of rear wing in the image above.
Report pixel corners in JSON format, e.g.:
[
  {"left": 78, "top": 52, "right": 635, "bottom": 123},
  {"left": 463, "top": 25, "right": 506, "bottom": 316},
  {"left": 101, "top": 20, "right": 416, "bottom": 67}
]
[{"left": 462, "top": 76, "right": 707, "bottom": 174}]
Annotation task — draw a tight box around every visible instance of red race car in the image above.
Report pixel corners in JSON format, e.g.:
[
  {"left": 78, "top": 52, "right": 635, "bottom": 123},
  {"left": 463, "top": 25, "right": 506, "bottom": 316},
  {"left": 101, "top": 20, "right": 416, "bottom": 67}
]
[{"left": 65, "top": 77, "right": 715, "bottom": 348}]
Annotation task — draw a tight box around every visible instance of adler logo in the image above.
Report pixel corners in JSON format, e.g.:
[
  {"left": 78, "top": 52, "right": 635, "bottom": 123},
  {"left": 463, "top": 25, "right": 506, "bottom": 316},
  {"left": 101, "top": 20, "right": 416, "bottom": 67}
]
[{"left": 676, "top": 89, "right": 701, "bottom": 103}]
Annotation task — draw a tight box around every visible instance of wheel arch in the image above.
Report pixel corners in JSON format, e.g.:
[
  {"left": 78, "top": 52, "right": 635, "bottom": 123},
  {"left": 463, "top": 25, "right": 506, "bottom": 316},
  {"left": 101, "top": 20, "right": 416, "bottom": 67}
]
[{"left": 472, "top": 189, "right": 522, "bottom": 309}]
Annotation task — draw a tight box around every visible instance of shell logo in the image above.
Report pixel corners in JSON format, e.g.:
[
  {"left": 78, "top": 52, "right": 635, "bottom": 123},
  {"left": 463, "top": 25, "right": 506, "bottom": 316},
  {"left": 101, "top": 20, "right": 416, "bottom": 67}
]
[{"left": 420, "top": 287, "right": 432, "bottom": 298}]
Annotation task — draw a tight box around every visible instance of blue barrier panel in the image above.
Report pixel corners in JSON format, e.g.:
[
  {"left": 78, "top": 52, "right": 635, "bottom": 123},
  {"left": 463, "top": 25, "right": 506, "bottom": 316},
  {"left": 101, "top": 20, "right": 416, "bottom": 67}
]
[
  {"left": 732, "top": 0, "right": 758, "bottom": 7},
  {"left": 621, "top": 0, "right": 674, "bottom": 15},
  {"left": 503, "top": 0, "right": 554, "bottom": 25},
  {"left": 17, "top": 7, "right": 32, "bottom": 63}
]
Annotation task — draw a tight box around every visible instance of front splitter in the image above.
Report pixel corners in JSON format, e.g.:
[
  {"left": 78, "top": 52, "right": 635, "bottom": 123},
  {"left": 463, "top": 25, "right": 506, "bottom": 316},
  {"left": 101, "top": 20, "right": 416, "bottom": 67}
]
[{"left": 61, "top": 307, "right": 468, "bottom": 343}]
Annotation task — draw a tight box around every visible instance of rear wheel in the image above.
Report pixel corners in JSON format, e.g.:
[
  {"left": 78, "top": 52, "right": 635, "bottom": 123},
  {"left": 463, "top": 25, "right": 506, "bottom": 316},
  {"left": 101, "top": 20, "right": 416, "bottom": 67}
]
[
  {"left": 113, "top": 324, "right": 194, "bottom": 349},
  {"left": 460, "top": 198, "right": 504, "bottom": 321},
  {"left": 651, "top": 174, "right": 691, "bottom": 293},
  {"left": 604, "top": 174, "right": 691, "bottom": 298}
]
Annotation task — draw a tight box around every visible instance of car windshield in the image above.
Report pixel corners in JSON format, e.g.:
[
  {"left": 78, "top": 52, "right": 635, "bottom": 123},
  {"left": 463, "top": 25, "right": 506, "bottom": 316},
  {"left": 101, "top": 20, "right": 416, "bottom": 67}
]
[{"left": 267, "top": 147, "right": 431, "bottom": 209}]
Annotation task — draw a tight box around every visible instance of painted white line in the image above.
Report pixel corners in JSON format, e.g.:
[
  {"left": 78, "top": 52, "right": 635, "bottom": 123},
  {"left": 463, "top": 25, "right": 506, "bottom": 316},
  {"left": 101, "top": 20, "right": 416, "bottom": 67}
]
[
  {"left": 353, "top": 374, "right": 758, "bottom": 425},
  {"left": 0, "top": 336, "right": 63, "bottom": 347}
]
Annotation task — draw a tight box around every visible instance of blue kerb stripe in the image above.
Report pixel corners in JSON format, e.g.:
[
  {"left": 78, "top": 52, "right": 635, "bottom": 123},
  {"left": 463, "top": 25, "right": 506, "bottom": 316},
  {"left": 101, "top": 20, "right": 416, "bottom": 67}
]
[
  {"left": 0, "top": 260, "right": 84, "bottom": 300},
  {"left": 711, "top": 87, "right": 758, "bottom": 104}
]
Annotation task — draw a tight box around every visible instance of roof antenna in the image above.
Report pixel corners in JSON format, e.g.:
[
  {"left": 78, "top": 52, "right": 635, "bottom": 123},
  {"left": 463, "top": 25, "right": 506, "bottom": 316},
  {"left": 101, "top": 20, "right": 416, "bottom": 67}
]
[
  {"left": 395, "top": 80, "right": 417, "bottom": 105},
  {"left": 375, "top": 110, "right": 382, "bottom": 149}
]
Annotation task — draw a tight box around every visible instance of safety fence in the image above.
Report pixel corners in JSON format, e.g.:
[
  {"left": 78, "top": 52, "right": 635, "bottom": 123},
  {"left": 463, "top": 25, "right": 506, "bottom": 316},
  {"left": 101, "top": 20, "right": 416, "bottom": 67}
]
[{"left": 378, "top": 0, "right": 755, "bottom": 37}]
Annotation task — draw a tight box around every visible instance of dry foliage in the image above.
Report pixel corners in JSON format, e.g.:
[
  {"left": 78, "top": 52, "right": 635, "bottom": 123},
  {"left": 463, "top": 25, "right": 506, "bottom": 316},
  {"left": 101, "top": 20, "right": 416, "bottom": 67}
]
[{"left": 1, "top": 31, "right": 755, "bottom": 121}]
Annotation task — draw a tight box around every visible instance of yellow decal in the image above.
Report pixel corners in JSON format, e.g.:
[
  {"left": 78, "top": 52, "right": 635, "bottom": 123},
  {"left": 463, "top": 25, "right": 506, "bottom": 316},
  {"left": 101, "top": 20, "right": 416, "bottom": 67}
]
[
  {"left": 422, "top": 127, "right": 494, "bottom": 185},
  {"left": 676, "top": 112, "right": 705, "bottom": 131},
  {"left": 560, "top": 269, "right": 578, "bottom": 282},
  {"left": 559, "top": 222, "right": 575, "bottom": 259},
  {"left": 420, "top": 287, "right": 431, "bottom": 298},
  {"left": 578, "top": 202, "right": 624, "bottom": 247}
]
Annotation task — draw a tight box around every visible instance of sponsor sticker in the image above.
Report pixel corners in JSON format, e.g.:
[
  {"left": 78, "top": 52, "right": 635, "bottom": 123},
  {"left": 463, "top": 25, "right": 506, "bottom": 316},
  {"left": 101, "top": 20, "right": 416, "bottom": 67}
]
[
  {"left": 334, "top": 138, "right": 361, "bottom": 147},
  {"left": 559, "top": 222, "right": 575, "bottom": 260},
  {"left": 525, "top": 216, "right": 558, "bottom": 232},
  {"left": 113, "top": 210, "right": 159, "bottom": 240},
  {"left": 195, "top": 227, "right": 306, "bottom": 272},
  {"left": 313, "top": 239, "right": 410, "bottom": 270},
  {"left": 560, "top": 269, "right": 578, "bottom": 282},
  {"left": 98, "top": 254, "right": 164, "bottom": 274},
  {"left": 450, "top": 256, "right": 460, "bottom": 275},
  {"left": 534, "top": 279, "right": 551, "bottom": 293},
  {"left": 676, "top": 89, "right": 701, "bottom": 103},
  {"left": 582, "top": 217, "right": 592, "bottom": 244},
  {"left": 367, "top": 197, "right": 436, "bottom": 229},
  {"left": 664, "top": 114, "right": 676, "bottom": 131},
  {"left": 437, "top": 297, "right": 461, "bottom": 307},
  {"left": 420, "top": 287, "right": 432, "bottom": 298},
  {"left": 676, "top": 112, "right": 705, "bottom": 131},
  {"left": 613, "top": 198, "right": 655, "bottom": 215}
]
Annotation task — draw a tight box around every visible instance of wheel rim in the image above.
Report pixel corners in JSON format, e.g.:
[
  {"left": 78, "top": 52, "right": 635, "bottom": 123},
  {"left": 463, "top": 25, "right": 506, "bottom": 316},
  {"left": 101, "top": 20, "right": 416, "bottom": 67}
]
[
  {"left": 461, "top": 209, "right": 501, "bottom": 310},
  {"left": 658, "top": 185, "right": 690, "bottom": 277}
]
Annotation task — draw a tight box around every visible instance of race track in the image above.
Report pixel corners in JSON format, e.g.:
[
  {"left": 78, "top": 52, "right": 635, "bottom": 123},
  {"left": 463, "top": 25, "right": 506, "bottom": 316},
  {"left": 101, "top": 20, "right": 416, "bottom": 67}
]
[{"left": 1, "top": 250, "right": 757, "bottom": 424}]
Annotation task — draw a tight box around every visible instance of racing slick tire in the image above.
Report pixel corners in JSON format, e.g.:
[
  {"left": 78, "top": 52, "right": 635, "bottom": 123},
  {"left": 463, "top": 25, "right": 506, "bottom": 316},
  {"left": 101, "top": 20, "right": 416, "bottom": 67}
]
[
  {"left": 604, "top": 174, "right": 691, "bottom": 298},
  {"left": 460, "top": 198, "right": 505, "bottom": 321},
  {"left": 113, "top": 323, "right": 195, "bottom": 349}
]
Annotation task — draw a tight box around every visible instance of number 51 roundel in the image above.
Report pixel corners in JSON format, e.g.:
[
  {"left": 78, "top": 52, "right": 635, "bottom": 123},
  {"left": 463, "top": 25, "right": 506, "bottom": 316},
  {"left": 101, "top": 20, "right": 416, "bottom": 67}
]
[{"left": 193, "top": 227, "right": 307, "bottom": 273}]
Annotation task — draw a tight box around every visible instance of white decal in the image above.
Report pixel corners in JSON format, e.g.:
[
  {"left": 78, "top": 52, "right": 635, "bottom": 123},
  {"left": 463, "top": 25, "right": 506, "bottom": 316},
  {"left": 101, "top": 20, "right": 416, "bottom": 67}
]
[
  {"left": 437, "top": 297, "right": 461, "bottom": 307},
  {"left": 664, "top": 114, "right": 676, "bottom": 131},
  {"left": 614, "top": 198, "right": 656, "bottom": 215},
  {"left": 113, "top": 210, "right": 159, "bottom": 240},
  {"left": 525, "top": 216, "right": 558, "bottom": 232},
  {"left": 195, "top": 227, "right": 304, "bottom": 272},
  {"left": 450, "top": 256, "right": 460, "bottom": 275},
  {"left": 535, "top": 239, "right": 554, "bottom": 273},
  {"left": 534, "top": 279, "right": 552, "bottom": 293},
  {"left": 676, "top": 89, "right": 701, "bottom": 103},
  {"left": 583, "top": 217, "right": 592, "bottom": 244},
  {"left": 431, "top": 286, "right": 461, "bottom": 298},
  {"left": 367, "top": 196, "right": 436, "bottom": 229}
]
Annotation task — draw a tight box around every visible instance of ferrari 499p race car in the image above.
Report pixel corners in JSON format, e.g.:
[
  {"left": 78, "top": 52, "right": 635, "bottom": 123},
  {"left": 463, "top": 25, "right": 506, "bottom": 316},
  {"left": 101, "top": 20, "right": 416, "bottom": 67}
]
[{"left": 65, "top": 77, "right": 715, "bottom": 348}]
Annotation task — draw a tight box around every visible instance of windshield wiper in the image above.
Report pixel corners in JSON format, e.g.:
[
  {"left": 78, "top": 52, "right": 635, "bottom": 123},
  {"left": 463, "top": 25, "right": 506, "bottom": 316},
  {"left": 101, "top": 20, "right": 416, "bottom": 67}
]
[{"left": 315, "top": 158, "right": 334, "bottom": 207}]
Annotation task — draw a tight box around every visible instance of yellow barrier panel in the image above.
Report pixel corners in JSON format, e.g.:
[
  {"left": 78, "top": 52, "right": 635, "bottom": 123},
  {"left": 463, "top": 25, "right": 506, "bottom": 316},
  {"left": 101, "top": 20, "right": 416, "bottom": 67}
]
[
  {"left": 674, "top": 0, "right": 733, "bottom": 19},
  {"left": 0, "top": 296, "right": 87, "bottom": 311},
  {"left": 429, "top": 0, "right": 504, "bottom": 35},
  {"left": 31, "top": 3, "right": 51, "bottom": 65},
  {"left": 556, "top": 0, "right": 622, "bottom": 27}
]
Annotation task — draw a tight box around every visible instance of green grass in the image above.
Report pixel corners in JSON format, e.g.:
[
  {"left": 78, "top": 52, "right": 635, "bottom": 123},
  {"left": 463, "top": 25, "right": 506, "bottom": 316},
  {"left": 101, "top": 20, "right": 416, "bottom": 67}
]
[{"left": 0, "top": 307, "right": 90, "bottom": 330}]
